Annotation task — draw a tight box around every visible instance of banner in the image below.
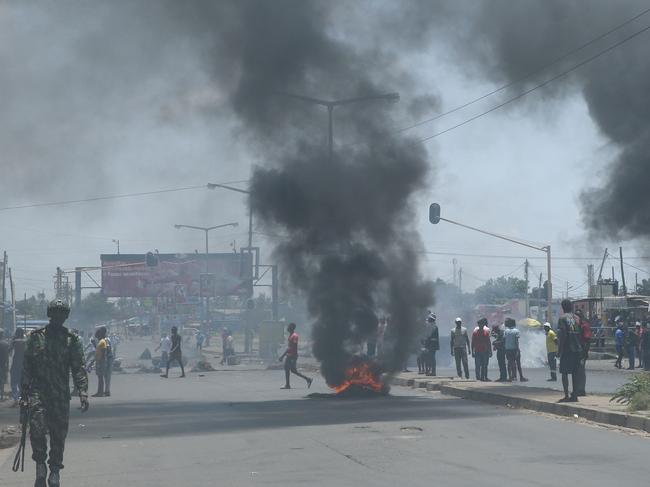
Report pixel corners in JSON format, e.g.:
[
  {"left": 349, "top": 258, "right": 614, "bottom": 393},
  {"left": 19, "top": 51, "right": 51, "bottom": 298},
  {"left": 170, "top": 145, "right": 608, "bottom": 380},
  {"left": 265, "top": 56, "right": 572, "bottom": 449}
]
[{"left": 101, "top": 253, "right": 252, "bottom": 298}]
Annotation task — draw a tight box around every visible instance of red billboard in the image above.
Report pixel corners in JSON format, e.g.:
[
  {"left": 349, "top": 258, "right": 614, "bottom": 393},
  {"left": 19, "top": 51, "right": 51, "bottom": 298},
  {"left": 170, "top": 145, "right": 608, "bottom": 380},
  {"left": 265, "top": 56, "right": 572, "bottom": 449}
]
[{"left": 101, "top": 253, "right": 252, "bottom": 298}]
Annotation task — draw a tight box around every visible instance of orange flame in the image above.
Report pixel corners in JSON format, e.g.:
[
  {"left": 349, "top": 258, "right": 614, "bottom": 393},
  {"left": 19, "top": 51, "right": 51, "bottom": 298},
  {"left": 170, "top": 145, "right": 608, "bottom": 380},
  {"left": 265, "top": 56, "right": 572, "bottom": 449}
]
[{"left": 331, "top": 361, "right": 384, "bottom": 394}]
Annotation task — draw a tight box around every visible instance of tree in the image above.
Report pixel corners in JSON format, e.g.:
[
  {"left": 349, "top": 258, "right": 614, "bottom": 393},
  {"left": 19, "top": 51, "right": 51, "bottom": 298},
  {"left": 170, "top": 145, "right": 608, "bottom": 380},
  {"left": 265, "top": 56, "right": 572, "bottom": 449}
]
[
  {"left": 76, "top": 292, "right": 115, "bottom": 323},
  {"left": 474, "top": 276, "right": 528, "bottom": 304}
]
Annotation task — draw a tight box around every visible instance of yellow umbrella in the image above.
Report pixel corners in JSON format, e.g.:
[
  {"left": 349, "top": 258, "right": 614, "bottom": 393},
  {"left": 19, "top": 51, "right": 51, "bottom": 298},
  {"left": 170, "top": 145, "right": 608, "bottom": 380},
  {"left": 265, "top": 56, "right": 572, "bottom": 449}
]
[{"left": 517, "top": 318, "right": 542, "bottom": 328}]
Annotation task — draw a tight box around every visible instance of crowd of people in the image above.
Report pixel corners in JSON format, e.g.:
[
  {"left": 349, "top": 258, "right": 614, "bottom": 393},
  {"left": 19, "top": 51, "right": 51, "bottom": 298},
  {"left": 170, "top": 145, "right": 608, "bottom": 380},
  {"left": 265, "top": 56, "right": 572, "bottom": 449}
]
[{"left": 416, "top": 300, "right": 650, "bottom": 402}]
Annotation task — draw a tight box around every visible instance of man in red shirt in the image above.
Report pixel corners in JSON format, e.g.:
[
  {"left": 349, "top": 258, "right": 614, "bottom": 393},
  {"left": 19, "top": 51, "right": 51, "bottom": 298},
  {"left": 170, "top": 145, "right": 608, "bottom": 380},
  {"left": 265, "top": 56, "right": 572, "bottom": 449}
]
[
  {"left": 471, "top": 318, "right": 492, "bottom": 381},
  {"left": 279, "top": 323, "right": 313, "bottom": 389}
]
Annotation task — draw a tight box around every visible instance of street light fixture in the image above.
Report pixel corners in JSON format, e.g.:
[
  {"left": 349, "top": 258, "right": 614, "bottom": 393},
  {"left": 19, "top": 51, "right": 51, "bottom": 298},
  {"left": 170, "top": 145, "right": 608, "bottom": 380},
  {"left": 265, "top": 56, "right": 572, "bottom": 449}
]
[
  {"left": 429, "top": 203, "right": 554, "bottom": 323},
  {"left": 276, "top": 91, "right": 400, "bottom": 162}
]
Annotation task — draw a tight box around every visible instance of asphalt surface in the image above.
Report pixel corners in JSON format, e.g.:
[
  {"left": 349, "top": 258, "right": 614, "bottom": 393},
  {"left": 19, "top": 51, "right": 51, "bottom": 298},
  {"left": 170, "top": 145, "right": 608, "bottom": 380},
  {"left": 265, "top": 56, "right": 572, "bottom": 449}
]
[{"left": 1, "top": 357, "right": 648, "bottom": 486}]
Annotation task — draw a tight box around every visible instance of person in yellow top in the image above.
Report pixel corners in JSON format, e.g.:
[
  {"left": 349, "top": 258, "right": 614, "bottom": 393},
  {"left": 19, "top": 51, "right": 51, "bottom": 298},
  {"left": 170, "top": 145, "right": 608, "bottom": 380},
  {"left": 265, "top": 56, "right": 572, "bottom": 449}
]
[
  {"left": 544, "top": 322, "right": 558, "bottom": 382},
  {"left": 92, "top": 327, "right": 112, "bottom": 397}
]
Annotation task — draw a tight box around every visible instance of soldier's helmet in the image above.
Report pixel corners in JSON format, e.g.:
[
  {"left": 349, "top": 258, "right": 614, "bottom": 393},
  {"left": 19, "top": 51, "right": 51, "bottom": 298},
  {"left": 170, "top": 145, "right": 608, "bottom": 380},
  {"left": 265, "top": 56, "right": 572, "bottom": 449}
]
[{"left": 47, "top": 299, "right": 70, "bottom": 319}]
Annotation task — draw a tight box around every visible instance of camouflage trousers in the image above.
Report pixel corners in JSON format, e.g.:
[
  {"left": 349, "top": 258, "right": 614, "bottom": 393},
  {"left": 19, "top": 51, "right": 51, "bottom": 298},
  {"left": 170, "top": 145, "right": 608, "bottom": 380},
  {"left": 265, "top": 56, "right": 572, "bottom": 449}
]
[{"left": 29, "top": 396, "right": 70, "bottom": 470}]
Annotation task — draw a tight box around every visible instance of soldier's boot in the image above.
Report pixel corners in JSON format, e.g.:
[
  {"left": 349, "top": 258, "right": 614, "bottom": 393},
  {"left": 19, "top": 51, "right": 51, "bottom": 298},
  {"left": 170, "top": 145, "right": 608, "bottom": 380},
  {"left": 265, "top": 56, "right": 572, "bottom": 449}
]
[
  {"left": 35, "top": 463, "right": 47, "bottom": 487},
  {"left": 48, "top": 467, "right": 60, "bottom": 487}
]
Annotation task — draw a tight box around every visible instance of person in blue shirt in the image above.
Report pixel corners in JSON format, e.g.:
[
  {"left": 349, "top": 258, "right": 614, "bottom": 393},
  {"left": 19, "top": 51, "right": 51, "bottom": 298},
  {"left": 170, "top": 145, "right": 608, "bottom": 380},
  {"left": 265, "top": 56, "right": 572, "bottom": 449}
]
[{"left": 614, "top": 320, "right": 625, "bottom": 369}]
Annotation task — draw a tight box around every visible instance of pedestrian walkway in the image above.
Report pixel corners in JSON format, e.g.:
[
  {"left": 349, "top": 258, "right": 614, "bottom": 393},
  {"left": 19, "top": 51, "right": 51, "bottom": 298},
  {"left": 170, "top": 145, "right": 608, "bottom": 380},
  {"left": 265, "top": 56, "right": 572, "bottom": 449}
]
[{"left": 392, "top": 372, "right": 650, "bottom": 433}]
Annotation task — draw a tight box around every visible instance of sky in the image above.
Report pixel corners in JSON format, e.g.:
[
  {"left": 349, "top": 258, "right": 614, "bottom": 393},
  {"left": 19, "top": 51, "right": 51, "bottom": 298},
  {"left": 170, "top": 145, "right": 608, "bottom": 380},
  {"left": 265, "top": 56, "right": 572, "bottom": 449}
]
[{"left": 1, "top": 0, "right": 649, "bottom": 302}]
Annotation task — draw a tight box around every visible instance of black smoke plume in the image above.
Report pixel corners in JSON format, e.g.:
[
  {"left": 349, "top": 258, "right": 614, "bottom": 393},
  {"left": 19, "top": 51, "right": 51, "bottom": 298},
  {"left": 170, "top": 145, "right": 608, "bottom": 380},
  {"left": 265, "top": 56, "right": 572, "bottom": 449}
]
[
  {"left": 427, "top": 0, "right": 650, "bottom": 240},
  {"left": 216, "top": 0, "right": 435, "bottom": 385}
]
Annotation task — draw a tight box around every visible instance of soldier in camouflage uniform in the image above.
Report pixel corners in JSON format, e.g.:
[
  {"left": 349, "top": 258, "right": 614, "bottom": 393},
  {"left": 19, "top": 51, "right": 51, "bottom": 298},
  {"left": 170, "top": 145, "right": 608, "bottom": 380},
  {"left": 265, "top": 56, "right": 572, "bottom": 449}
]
[{"left": 21, "top": 299, "right": 89, "bottom": 487}]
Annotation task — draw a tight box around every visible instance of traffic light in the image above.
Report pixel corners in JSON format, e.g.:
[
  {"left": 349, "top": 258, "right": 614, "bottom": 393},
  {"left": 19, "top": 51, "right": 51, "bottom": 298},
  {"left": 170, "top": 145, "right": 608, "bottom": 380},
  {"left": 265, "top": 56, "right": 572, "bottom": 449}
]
[{"left": 429, "top": 203, "right": 441, "bottom": 224}]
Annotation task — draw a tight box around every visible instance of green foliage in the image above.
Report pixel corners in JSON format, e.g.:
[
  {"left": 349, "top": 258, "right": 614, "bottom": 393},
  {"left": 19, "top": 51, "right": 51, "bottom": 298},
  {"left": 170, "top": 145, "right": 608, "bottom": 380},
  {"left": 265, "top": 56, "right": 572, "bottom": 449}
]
[
  {"left": 610, "top": 373, "right": 650, "bottom": 411},
  {"left": 15, "top": 292, "right": 48, "bottom": 319},
  {"left": 474, "top": 276, "right": 528, "bottom": 304},
  {"left": 76, "top": 292, "right": 115, "bottom": 322}
]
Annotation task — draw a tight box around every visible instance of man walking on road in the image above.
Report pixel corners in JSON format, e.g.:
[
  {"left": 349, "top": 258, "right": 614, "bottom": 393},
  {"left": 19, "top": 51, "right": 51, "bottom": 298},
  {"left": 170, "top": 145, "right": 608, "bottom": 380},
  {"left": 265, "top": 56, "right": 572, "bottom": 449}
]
[
  {"left": 451, "top": 318, "right": 470, "bottom": 379},
  {"left": 21, "top": 299, "right": 89, "bottom": 487},
  {"left": 155, "top": 333, "right": 171, "bottom": 370},
  {"left": 471, "top": 318, "right": 492, "bottom": 381},
  {"left": 10, "top": 327, "right": 27, "bottom": 404},
  {"left": 161, "top": 326, "right": 185, "bottom": 378},
  {"left": 557, "top": 299, "right": 583, "bottom": 402},
  {"left": 491, "top": 324, "right": 507, "bottom": 382},
  {"left": 543, "top": 323, "right": 558, "bottom": 382},
  {"left": 279, "top": 323, "right": 312, "bottom": 389}
]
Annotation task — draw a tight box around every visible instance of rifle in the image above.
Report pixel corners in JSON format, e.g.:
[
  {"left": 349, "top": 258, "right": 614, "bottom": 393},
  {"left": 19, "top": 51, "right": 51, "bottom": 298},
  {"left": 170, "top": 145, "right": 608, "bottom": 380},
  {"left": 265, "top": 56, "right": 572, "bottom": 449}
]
[{"left": 12, "top": 396, "right": 30, "bottom": 472}]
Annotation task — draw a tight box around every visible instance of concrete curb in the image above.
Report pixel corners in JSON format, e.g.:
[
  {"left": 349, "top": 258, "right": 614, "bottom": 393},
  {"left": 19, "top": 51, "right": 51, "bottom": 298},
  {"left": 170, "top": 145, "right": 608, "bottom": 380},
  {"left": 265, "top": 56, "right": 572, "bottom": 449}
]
[{"left": 391, "top": 376, "right": 650, "bottom": 433}]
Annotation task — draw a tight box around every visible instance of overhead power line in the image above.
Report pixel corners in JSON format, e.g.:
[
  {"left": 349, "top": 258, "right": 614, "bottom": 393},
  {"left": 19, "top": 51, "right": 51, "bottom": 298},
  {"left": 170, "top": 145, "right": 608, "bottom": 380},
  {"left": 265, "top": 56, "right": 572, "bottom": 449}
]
[
  {"left": 0, "top": 179, "right": 249, "bottom": 212},
  {"left": 400, "top": 6, "right": 650, "bottom": 133},
  {"left": 418, "top": 22, "right": 650, "bottom": 142}
]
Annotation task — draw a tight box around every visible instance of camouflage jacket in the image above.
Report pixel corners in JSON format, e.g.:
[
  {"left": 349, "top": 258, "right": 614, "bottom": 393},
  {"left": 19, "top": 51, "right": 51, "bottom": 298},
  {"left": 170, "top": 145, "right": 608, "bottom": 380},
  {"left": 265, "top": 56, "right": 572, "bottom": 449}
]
[{"left": 21, "top": 325, "right": 88, "bottom": 402}]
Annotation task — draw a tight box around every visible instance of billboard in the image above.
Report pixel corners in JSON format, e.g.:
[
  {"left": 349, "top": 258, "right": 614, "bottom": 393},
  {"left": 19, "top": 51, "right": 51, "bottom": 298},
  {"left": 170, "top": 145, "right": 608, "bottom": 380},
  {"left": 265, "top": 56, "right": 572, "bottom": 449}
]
[{"left": 101, "top": 253, "right": 252, "bottom": 298}]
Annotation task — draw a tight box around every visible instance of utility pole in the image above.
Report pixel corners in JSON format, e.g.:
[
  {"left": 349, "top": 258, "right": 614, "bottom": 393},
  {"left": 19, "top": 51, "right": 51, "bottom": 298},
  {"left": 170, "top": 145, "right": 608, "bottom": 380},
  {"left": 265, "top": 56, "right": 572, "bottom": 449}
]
[
  {"left": 537, "top": 273, "right": 543, "bottom": 322},
  {"left": 458, "top": 268, "right": 463, "bottom": 293},
  {"left": 452, "top": 258, "right": 458, "bottom": 287},
  {"left": 635, "top": 272, "right": 638, "bottom": 294},
  {"left": 1, "top": 251, "right": 7, "bottom": 329},
  {"left": 619, "top": 247, "right": 627, "bottom": 295},
  {"left": 524, "top": 259, "right": 529, "bottom": 318},
  {"left": 9, "top": 267, "right": 15, "bottom": 333},
  {"left": 587, "top": 264, "right": 595, "bottom": 297}
]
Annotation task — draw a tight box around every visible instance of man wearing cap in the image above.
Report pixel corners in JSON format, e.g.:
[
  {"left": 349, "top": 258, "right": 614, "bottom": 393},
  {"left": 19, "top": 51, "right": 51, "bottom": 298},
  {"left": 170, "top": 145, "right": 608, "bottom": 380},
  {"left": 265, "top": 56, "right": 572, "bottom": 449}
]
[
  {"left": 471, "top": 318, "right": 492, "bottom": 381},
  {"left": 543, "top": 323, "right": 558, "bottom": 381},
  {"left": 450, "top": 318, "right": 470, "bottom": 379}
]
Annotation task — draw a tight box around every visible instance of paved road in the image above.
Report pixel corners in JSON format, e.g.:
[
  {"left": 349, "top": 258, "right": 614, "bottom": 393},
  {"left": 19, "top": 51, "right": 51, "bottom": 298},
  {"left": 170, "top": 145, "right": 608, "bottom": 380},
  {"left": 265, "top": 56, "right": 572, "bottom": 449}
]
[{"left": 1, "top": 365, "right": 647, "bottom": 487}]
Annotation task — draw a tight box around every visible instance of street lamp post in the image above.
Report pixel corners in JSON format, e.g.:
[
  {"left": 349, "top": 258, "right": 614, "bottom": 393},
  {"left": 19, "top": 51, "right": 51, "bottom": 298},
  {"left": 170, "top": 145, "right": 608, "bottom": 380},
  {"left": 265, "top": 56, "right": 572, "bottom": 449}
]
[
  {"left": 429, "top": 203, "right": 554, "bottom": 323},
  {"left": 276, "top": 92, "right": 400, "bottom": 162},
  {"left": 173, "top": 222, "right": 239, "bottom": 319}
]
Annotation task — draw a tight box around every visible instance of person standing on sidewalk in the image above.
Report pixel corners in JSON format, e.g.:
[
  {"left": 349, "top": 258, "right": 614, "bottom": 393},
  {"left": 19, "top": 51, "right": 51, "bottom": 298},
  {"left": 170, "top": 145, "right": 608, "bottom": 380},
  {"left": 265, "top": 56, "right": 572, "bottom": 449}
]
[
  {"left": 161, "top": 326, "right": 185, "bottom": 378},
  {"left": 624, "top": 323, "right": 637, "bottom": 370},
  {"left": 279, "top": 323, "right": 313, "bottom": 389},
  {"left": 491, "top": 324, "right": 508, "bottom": 382},
  {"left": 543, "top": 323, "right": 558, "bottom": 382},
  {"left": 471, "top": 318, "right": 492, "bottom": 381},
  {"left": 450, "top": 318, "right": 470, "bottom": 379},
  {"left": 504, "top": 318, "right": 520, "bottom": 381},
  {"left": 574, "top": 309, "right": 592, "bottom": 396},
  {"left": 557, "top": 299, "right": 583, "bottom": 403},
  {"left": 93, "top": 327, "right": 112, "bottom": 397},
  {"left": 424, "top": 315, "right": 439, "bottom": 376},
  {"left": 634, "top": 323, "right": 643, "bottom": 369},
  {"left": 614, "top": 320, "right": 625, "bottom": 369},
  {"left": 641, "top": 322, "right": 650, "bottom": 372}
]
